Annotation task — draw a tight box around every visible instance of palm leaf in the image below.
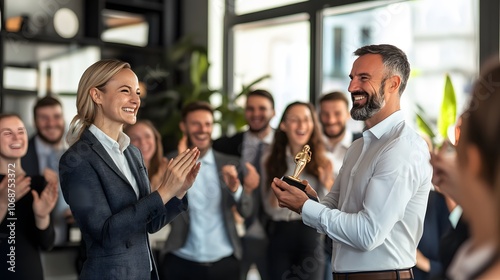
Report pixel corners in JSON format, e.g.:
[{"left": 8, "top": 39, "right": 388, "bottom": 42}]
[
  {"left": 416, "top": 113, "right": 436, "bottom": 140},
  {"left": 234, "top": 74, "right": 271, "bottom": 99},
  {"left": 437, "top": 74, "right": 457, "bottom": 139}
]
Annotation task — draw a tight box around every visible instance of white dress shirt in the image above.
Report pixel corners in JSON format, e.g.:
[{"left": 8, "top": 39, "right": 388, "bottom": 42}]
[
  {"left": 241, "top": 130, "right": 274, "bottom": 238},
  {"left": 241, "top": 130, "right": 274, "bottom": 169},
  {"left": 302, "top": 111, "right": 432, "bottom": 272},
  {"left": 89, "top": 125, "right": 139, "bottom": 198}
]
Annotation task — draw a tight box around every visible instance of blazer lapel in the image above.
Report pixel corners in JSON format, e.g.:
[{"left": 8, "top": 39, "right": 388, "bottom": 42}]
[
  {"left": 124, "top": 148, "right": 149, "bottom": 198},
  {"left": 82, "top": 130, "right": 131, "bottom": 185}
]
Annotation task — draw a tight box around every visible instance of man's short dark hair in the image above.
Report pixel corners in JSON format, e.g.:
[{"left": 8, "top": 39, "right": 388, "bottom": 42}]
[
  {"left": 33, "top": 96, "right": 63, "bottom": 118},
  {"left": 354, "top": 44, "right": 410, "bottom": 96},
  {"left": 181, "top": 101, "right": 214, "bottom": 121},
  {"left": 247, "top": 89, "right": 275, "bottom": 109},
  {"left": 319, "top": 91, "right": 349, "bottom": 108}
]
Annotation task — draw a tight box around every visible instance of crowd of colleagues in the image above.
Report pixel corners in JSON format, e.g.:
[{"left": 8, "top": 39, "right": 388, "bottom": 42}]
[{"left": 1, "top": 44, "right": 500, "bottom": 280}]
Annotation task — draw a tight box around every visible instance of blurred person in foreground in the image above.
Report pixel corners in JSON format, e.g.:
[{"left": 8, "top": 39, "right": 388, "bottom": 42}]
[
  {"left": 431, "top": 59, "right": 500, "bottom": 279},
  {"left": 413, "top": 135, "right": 451, "bottom": 280}
]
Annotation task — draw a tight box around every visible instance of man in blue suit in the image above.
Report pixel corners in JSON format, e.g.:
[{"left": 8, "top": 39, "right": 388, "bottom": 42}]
[{"left": 160, "top": 101, "right": 258, "bottom": 280}]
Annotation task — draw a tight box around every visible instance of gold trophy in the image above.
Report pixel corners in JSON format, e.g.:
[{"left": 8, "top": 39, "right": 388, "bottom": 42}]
[{"left": 281, "top": 145, "right": 317, "bottom": 201}]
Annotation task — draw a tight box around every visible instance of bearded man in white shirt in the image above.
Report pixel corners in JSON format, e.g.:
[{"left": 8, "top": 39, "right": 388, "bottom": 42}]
[{"left": 271, "top": 44, "right": 432, "bottom": 280}]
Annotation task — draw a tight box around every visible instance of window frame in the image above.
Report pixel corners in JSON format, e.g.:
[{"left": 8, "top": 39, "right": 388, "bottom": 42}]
[{"left": 223, "top": 0, "right": 498, "bottom": 104}]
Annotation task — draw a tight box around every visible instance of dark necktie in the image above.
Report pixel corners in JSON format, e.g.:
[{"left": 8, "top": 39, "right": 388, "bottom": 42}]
[{"left": 245, "top": 142, "right": 264, "bottom": 229}]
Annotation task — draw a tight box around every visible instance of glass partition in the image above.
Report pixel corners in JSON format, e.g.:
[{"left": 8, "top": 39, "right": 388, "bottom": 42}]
[
  {"left": 322, "top": 0, "right": 478, "bottom": 128},
  {"left": 233, "top": 14, "right": 310, "bottom": 128}
]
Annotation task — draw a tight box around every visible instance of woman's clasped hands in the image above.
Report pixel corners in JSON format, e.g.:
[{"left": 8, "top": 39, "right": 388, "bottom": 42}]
[{"left": 156, "top": 147, "right": 201, "bottom": 203}]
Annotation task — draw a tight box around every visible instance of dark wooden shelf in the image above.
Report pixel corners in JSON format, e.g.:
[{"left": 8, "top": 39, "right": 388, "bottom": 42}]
[
  {"left": 105, "top": 0, "right": 164, "bottom": 13},
  {"left": 1, "top": 31, "right": 101, "bottom": 46},
  {"left": 102, "top": 40, "right": 164, "bottom": 54},
  {"left": 2, "top": 88, "right": 38, "bottom": 96},
  {"left": 0, "top": 0, "right": 173, "bottom": 113}
]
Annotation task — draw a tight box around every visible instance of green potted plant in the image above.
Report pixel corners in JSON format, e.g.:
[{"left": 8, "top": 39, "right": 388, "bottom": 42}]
[
  {"left": 137, "top": 36, "right": 269, "bottom": 153},
  {"left": 416, "top": 73, "right": 457, "bottom": 148}
]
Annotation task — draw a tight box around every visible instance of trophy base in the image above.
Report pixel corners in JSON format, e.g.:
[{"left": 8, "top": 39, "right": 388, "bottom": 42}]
[
  {"left": 282, "top": 175, "right": 306, "bottom": 191},
  {"left": 281, "top": 176, "right": 318, "bottom": 202}
]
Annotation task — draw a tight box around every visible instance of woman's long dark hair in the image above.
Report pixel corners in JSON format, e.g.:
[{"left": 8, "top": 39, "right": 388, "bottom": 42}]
[{"left": 264, "top": 102, "right": 329, "bottom": 191}]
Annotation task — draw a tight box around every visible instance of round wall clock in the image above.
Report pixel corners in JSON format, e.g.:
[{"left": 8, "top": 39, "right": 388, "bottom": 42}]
[{"left": 53, "top": 8, "right": 79, "bottom": 38}]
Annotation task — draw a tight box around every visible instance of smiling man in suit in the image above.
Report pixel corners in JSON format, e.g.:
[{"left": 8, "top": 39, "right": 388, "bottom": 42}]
[
  {"left": 21, "top": 96, "right": 71, "bottom": 246},
  {"left": 213, "top": 89, "right": 275, "bottom": 280},
  {"left": 160, "top": 101, "right": 259, "bottom": 280}
]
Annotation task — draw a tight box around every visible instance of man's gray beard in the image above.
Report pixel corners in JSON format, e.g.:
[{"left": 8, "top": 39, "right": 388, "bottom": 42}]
[{"left": 350, "top": 92, "right": 384, "bottom": 121}]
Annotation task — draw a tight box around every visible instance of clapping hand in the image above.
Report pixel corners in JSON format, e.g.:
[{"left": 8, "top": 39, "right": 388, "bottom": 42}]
[
  {"left": 0, "top": 174, "right": 31, "bottom": 204},
  {"left": 32, "top": 169, "right": 59, "bottom": 230},
  {"left": 43, "top": 167, "right": 58, "bottom": 186},
  {"left": 178, "top": 159, "right": 201, "bottom": 199},
  {"left": 430, "top": 141, "right": 460, "bottom": 203},
  {"left": 157, "top": 148, "right": 200, "bottom": 203},
  {"left": 243, "top": 162, "right": 260, "bottom": 194},
  {"left": 0, "top": 174, "right": 31, "bottom": 222},
  {"left": 221, "top": 165, "right": 241, "bottom": 193}
]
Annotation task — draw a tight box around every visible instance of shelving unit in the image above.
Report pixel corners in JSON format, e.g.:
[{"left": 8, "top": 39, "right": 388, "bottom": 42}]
[{"left": 0, "top": 0, "right": 176, "bottom": 116}]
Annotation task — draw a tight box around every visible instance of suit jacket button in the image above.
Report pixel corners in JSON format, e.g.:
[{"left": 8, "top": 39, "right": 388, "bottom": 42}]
[{"left": 126, "top": 240, "right": 132, "bottom": 248}]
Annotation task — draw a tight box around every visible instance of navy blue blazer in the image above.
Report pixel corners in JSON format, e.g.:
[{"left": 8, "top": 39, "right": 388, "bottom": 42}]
[
  {"left": 59, "top": 129, "right": 187, "bottom": 280},
  {"left": 212, "top": 131, "right": 245, "bottom": 157},
  {"left": 21, "top": 136, "right": 41, "bottom": 176}
]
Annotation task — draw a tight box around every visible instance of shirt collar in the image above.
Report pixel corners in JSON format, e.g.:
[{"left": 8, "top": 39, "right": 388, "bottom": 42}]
[
  {"left": 262, "top": 129, "right": 275, "bottom": 145},
  {"left": 366, "top": 110, "right": 404, "bottom": 139},
  {"left": 89, "top": 124, "right": 130, "bottom": 153},
  {"left": 449, "top": 205, "right": 463, "bottom": 229},
  {"left": 34, "top": 134, "right": 67, "bottom": 154},
  {"left": 245, "top": 128, "right": 275, "bottom": 146},
  {"left": 322, "top": 129, "right": 354, "bottom": 151},
  {"left": 34, "top": 135, "right": 53, "bottom": 157},
  {"left": 200, "top": 148, "right": 215, "bottom": 165}
]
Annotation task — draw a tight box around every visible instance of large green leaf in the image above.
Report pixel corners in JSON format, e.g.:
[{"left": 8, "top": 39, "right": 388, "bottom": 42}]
[
  {"left": 416, "top": 113, "right": 435, "bottom": 140},
  {"left": 189, "top": 51, "right": 209, "bottom": 99},
  {"left": 437, "top": 74, "right": 457, "bottom": 139}
]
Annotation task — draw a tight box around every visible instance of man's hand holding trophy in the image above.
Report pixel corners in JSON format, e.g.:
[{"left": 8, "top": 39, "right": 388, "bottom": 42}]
[{"left": 280, "top": 145, "right": 318, "bottom": 202}]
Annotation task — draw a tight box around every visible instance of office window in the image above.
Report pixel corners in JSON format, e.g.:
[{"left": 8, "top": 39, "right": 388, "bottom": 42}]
[
  {"left": 233, "top": 15, "right": 310, "bottom": 127},
  {"left": 322, "top": 0, "right": 478, "bottom": 123},
  {"left": 235, "top": 0, "right": 307, "bottom": 15}
]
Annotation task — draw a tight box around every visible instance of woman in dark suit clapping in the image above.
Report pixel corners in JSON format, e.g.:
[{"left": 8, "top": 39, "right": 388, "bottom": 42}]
[{"left": 59, "top": 59, "right": 200, "bottom": 280}]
